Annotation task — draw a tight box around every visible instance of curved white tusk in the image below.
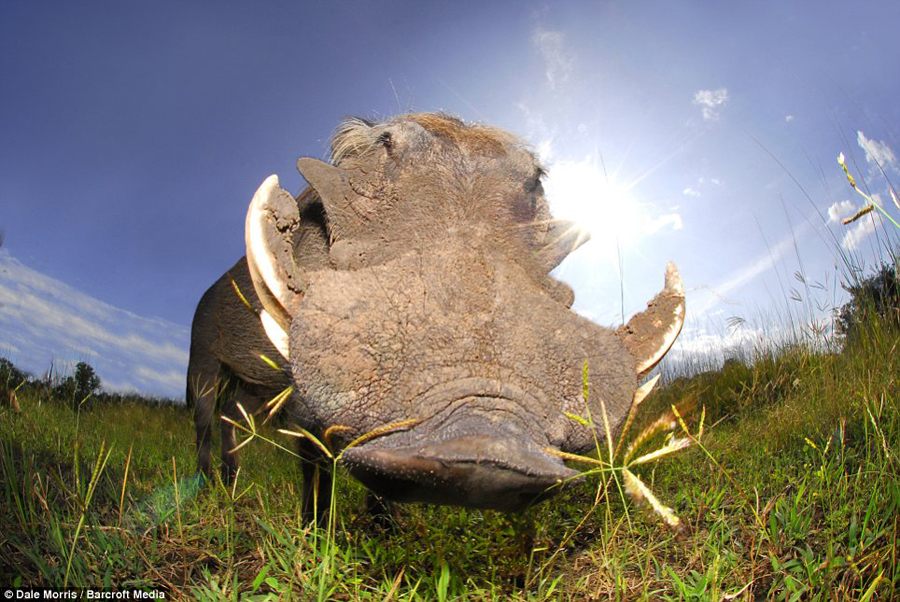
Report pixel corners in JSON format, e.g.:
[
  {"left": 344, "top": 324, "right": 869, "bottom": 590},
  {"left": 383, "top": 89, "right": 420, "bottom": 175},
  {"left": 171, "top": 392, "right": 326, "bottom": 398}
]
[
  {"left": 260, "top": 309, "right": 289, "bottom": 360},
  {"left": 618, "top": 262, "right": 686, "bottom": 377},
  {"left": 632, "top": 374, "right": 661, "bottom": 409},
  {"left": 247, "top": 175, "right": 288, "bottom": 304}
]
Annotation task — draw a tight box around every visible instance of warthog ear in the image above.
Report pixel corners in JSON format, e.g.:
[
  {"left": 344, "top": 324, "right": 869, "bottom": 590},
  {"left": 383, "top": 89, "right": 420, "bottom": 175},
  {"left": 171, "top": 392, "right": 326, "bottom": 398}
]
[
  {"left": 615, "top": 263, "right": 685, "bottom": 377},
  {"left": 296, "top": 158, "right": 361, "bottom": 239},
  {"left": 537, "top": 220, "right": 590, "bottom": 272},
  {"left": 245, "top": 175, "right": 304, "bottom": 359}
]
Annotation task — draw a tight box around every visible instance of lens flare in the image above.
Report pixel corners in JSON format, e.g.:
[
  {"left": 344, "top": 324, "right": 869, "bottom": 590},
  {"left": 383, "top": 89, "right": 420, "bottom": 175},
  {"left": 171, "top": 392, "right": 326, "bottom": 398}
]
[{"left": 544, "top": 157, "right": 644, "bottom": 249}]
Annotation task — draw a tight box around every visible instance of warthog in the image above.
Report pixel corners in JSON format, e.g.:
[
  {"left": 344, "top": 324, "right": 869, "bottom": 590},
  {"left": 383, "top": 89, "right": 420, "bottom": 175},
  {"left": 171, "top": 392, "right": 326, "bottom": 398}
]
[{"left": 192, "top": 113, "right": 684, "bottom": 519}]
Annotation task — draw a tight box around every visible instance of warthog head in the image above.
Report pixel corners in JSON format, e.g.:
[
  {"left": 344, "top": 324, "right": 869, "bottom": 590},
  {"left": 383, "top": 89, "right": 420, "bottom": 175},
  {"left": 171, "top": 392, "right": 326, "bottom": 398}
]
[{"left": 245, "top": 114, "right": 684, "bottom": 512}]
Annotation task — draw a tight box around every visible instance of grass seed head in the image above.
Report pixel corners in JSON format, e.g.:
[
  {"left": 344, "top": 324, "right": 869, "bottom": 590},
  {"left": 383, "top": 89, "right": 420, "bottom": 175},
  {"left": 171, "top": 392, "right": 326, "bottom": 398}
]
[
  {"left": 623, "top": 468, "right": 682, "bottom": 530},
  {"left": 842, "top": 204, "right": 875, "bottom": 225}
]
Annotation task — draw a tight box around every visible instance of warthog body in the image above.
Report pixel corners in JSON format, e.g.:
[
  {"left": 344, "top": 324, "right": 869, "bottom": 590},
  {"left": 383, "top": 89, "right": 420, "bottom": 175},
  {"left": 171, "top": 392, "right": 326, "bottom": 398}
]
[
  {"left": 188, "top": 188, "right": 329, "bottom": 481},
  {"left": 192, "top": 113, "right": 684, "bottom": 518}
]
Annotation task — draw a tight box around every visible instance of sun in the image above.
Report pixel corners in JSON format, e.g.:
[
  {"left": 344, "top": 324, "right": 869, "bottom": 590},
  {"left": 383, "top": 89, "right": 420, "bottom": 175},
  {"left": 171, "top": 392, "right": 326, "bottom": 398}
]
[{"left": 543, "top": 156, "right": 647, "bottom": 253}]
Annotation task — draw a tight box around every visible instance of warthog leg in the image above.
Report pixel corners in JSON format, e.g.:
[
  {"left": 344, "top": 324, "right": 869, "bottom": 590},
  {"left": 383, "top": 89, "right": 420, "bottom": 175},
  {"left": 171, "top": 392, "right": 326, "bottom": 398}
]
[{"left": 297, "top": 438, "right": 332, "bottom": 525}]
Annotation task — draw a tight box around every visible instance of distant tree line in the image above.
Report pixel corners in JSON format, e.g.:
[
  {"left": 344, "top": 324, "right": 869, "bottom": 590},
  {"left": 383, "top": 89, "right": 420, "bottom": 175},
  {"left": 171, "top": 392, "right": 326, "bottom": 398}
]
[
  {"left": 0, "top": 358, "right": 180, "bottom": 410},
  {"left": 1, "top": 359, "right": 101, "bottom": 410}
]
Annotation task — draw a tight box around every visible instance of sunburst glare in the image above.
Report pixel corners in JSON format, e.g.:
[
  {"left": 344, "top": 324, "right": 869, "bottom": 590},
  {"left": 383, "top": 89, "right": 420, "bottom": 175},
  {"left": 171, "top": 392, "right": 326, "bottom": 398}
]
[{"left": 543, "top": 155, "right": 681, "bottom": 258}]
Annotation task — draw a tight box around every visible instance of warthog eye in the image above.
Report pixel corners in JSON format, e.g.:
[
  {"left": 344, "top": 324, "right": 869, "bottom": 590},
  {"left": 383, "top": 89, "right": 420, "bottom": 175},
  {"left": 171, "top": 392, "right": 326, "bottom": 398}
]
[
  {"left": 525, "top": 167, "right": 546, "bottom": 193},
  {"left": 376, "top": 132, "right": 393, "bottom": 151}
]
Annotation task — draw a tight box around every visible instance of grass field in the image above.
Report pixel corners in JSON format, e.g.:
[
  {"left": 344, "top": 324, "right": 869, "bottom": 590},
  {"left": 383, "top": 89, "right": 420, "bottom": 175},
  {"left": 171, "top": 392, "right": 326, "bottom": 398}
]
[{"left": 1, "top": 275, "right": 898, "bottom": 600}]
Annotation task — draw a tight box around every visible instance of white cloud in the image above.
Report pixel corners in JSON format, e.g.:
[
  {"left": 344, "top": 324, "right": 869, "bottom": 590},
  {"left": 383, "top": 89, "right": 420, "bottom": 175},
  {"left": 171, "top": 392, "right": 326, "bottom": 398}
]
[
  {"left": 693, "top": 88, "right": 729, "bottom": 121},
  {"left": 827, "top": 199, "right": 855, "bottom": 223},
  {"left": 683, "top": 177, "right": 721, "bottom": 197},
  {"left": 785, "top": 114, "right": 794, "bottom": 123},
  {"left": 0, "top": 250, "right": 189, "bottom": 398},
  {"left": 135, "top": 365, "right": 186, "bottom": 392},
  {"left": 670, "top": 324, "right": 768, "bottom": 358},
  {"left": 662, "top": 321, "right": 793, "bottom": 376},
  {"left": 857, "top": 131, "right": 898, "bottom": 172},
  {"left": 649, "top": 213, "right": 684, "bottom": 232},
  {"left": 532, "top": 28, "right": 574, "bottom": 89}
]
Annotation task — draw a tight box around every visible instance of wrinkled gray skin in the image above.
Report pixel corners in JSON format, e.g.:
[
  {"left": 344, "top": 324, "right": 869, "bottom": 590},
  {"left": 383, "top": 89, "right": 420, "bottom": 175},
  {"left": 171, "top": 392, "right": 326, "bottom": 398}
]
[
  {"left": 200, "top": 113, "right": 684, "bottom": 519},
  {"left": 188, "top": 188, "right": 329, "bottom": 485}
]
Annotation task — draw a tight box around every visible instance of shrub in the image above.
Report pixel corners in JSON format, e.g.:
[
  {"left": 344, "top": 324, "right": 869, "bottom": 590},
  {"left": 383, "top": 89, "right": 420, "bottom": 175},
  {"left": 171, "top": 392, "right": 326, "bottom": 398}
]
[
  {"left": 56, "top": 361, "right": 102, "bottom": 409},
  {"left": 836, "top": 260, "right": 900, "bottom": 345},
  {"left": 0, "top": 357, "right": 28, "bottom": 389}
]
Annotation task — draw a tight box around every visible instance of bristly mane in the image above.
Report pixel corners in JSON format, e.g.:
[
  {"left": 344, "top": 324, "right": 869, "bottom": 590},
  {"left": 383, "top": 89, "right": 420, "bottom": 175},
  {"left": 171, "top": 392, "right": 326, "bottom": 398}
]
[{"left": 329, "top": 112, "right": 530, "bottom": 165}]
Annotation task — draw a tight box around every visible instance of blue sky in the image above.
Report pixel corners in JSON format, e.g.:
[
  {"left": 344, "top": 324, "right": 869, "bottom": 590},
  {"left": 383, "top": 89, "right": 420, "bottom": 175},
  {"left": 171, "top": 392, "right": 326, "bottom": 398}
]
[{"left": 2, "top": 1, "right": 899, "bottom": 397}]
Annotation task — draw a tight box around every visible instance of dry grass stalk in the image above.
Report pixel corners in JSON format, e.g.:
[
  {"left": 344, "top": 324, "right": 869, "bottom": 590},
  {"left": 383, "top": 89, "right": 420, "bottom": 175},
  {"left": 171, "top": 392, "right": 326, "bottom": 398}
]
[
  {"left": 323, "top": 424, "right": 353, "bottom": 451},
  {"left": 342, "top": 419, "right": 421, "bottom": 454},
  {"left": 117, "top": 444, "right": 133, "bottom": 528},
  {"left": 544, "top": 447, "right": 609, "bottom": 468},
  {"left": 259, "top": 354, "right": 283, "bottom": 373},
  {"left": 622, "top": 413, "right": 677, "bottom": 465},
  {"left": 613, "top": 374, "right": 660, "bottom": 458},
  {"left": 263, "top": 386, "right": 293, "bottom": 424},
  {"left": 278, "top": 425, "right": 334, "bottom": 459},
  {"left": 623, "top": 468, "right": 681, "bottom": 530},
  {"left": 837, "top": 151, "right": 900, "bottom": 229},
  {"left": 629, "top": 436, "right": 692, "bottom": 465},
  {"left": 562, "top": 364, "right": 703, "bottom": 530},
  {"left": 230, "top": 277, "right": 255, "bottom": 312},
  {"left": 842, "top": 204, "right": 875, "bottom": 225}
]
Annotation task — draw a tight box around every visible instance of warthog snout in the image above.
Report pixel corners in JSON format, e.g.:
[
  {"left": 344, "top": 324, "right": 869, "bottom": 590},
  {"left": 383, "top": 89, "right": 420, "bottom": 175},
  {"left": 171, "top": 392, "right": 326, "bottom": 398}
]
[{"left": 343, "top": 428, "right": 582, "bottom": 512}]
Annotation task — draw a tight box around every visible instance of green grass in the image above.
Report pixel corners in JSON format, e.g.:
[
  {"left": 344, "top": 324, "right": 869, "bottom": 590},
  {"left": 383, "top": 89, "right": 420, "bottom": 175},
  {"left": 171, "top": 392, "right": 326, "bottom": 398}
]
[
  {"left": 1, "top": 309, "right": 896, "bottom": 600},
  {"left": 3, "top": 235, "right": 900, "bottom": 600}
]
